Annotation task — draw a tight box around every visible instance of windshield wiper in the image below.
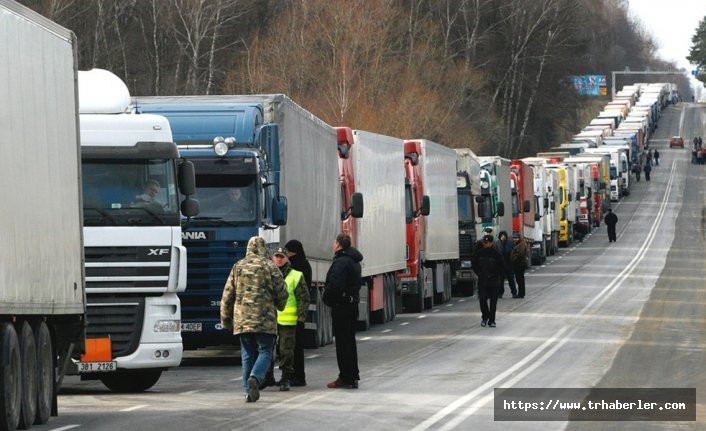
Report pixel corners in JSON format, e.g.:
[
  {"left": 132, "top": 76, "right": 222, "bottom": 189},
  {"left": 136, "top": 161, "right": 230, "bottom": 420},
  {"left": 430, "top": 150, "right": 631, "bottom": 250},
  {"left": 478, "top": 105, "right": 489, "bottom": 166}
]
[
  {"left": 84, "top": 208, "right": 118, "bottom": 225},
  {"left": 129, "top": 207, "right": 166, "bottom": 225},
  {"left": 188, "top": 216, "right": 242, "bottom": 227}
]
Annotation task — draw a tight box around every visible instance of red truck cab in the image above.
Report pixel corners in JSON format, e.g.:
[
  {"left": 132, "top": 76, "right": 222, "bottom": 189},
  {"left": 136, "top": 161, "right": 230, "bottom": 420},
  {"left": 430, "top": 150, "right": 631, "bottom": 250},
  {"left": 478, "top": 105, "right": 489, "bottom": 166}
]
[
  {"left": 510, "top": 160, "right": 535, "bottom": 243},
  {"left": 336, "top": 127, "right": 358, "bottom": 245}
]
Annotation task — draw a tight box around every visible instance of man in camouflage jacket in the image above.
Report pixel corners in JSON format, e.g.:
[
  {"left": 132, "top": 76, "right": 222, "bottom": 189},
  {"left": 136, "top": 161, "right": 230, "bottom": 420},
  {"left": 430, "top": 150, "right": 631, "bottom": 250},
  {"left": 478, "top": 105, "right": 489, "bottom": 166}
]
[{"left": 220, "top": 236, "right": 288, "bottom": 403}]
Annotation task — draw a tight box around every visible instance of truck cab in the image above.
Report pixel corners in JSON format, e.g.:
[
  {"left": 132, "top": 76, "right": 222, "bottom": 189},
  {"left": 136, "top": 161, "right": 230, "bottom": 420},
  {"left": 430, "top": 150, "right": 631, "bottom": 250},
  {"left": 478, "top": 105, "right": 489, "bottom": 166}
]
[
  {"left": 455, "top": 149, "right": 482, "bottom": 296},
  {"left": 77, "top": 70, "right": 198, "bottom": 392},
  {"left": 134, "top": 97, "right": 286, "bottom": 350}
]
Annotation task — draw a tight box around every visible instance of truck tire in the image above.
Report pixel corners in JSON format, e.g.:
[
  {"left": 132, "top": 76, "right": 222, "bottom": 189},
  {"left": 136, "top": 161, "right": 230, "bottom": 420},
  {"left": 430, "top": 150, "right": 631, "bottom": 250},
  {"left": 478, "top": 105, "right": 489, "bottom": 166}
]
[
  {"left": 100, "top": 370, "right": 162, "bottom": 393},
  {"left": 17, "top": 322, "right": 37, "bottom": 430},
  {"left": 31, "top": 322, "right": 52, "bottom": 426},
  {"left": 0, "top": 323, "right": 21, "bottom": 431}
]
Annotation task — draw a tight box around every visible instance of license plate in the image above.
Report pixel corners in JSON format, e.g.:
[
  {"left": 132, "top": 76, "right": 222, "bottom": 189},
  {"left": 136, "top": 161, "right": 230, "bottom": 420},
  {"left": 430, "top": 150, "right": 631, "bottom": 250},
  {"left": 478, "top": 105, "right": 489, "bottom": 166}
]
[
  {"left": 78, "top": 361, "right": 116, "bottom": 373},
  {"left": 181, "top": 322, "right": 202, "bottom": 332}
]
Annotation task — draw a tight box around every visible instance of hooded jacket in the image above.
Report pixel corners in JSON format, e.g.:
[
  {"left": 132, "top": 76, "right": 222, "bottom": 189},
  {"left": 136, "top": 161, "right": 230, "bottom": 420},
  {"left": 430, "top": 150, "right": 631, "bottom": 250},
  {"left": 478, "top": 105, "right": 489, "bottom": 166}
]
[
  {"left": 220, "top": 236, "right": 288, "bottom": 335},
  {"left": 285, "top": 239, "right": 313, "bottom": 289},
  {"left": 322, "top": 246, "right": 363, "bottom": 307}
]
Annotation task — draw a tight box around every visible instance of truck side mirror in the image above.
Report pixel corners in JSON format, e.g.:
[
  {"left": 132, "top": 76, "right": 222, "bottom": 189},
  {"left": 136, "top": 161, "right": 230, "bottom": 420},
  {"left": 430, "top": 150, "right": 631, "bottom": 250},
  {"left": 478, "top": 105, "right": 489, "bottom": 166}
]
[
  {"left": 181, "top": 196, "right": 199, "bottom": 218},
  {"left": 534, "top": 213, "right": 541, "bottom": 222},
  {"left": 543, "top": 197, "right": 549, "bottom": 208},
  {"left": 568, "top": 193, "right": 573, "bottom": 202},
  {"left": 421, "top": 195, "right": 431, "bottom": 216},
  {"left": 550, "top": 201, "right": 556, "bottom": 210},
  {"left": 271, "top": 196, "right": 288, "bottom": 226},
  {"left": 523, "top": 200, "right": 530, "bottom": 212},
  {"left": 496, "top": 202, "right": 505, "bottom": 217},
  {"left": 178, "top": 160, "right": 196, "bottom": 195},
  {"left": 350, "top": 192, "right": 364, "bottom": 218}
]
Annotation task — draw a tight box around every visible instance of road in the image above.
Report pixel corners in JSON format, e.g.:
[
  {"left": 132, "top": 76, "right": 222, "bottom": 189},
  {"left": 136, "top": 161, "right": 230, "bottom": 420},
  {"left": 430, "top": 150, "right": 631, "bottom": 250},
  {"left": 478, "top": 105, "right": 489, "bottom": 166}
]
[{"left": 38, "top": 104, "right": 704, "bottom": 430}]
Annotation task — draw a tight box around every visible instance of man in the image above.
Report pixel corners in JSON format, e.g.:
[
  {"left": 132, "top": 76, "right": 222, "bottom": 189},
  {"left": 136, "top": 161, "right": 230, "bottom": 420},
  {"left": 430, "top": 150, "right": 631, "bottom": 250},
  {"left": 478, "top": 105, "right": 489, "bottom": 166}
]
[
  {"left": 496, "top": 231, "right": 516, "bottom": 298},
  {"left": 604, "top": 208, "right": 618, "bottom": 243},
  {"left": 220, "top": 236, "right": 288, "bottom": 403},
  {"left": 225, "top": 187, "right": 254, "bottom": 220},
  {"left": 472, "top": 234, "right": 505, "bottom": 327},
  {"left": 272, "top": 247, "right": 310, "bottom": 391},
  {"left": 322, "top": 233, "right": 363, "bottom": 389},
  {"left": 643, "top": 159, "right": 652, "bottom": 181},
  {"left": 133, "top": 179, "right": 164, "bottom": 208},
  {"left": 653, "top": 149, "right": 660, "bottom": 166},
  {"left": 510, "top": 232, "right": 529, "bottom": 299}
]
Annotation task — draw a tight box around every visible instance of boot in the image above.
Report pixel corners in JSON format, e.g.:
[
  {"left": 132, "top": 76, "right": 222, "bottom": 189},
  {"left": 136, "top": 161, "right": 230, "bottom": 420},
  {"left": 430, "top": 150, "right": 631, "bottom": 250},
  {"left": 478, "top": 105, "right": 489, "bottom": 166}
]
[{"left": 279, "top": 374, "right": 290, "bottom": 391}]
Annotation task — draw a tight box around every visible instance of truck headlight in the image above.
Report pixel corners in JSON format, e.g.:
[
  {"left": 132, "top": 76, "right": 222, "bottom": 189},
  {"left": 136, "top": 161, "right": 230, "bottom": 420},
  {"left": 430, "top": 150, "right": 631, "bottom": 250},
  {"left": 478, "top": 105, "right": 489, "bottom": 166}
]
[
  {"left": 460, "top": 260, "right": 472, "bottom": 268},
  {"left": 154, "top": 320, "right": 181, "bottom": 332},
  {"left": 214, "top": 141, "right": 229, "bottom": 156}
]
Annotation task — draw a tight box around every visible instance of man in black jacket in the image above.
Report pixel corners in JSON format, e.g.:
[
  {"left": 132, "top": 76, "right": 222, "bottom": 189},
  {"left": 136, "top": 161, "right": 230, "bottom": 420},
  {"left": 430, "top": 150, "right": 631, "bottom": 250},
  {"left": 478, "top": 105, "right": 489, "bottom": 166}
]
[
  {"left": 472, "top": 234, "right": 506, "bottom": 327},
  {"left": 322, "top": 233, "right": 363, "bottom": 389},
  {"left": 284, "top": 239, "right": 312, "bottom": 387},
  {"left": 604, "top": 208, "right": 618, "bottom": 242}
]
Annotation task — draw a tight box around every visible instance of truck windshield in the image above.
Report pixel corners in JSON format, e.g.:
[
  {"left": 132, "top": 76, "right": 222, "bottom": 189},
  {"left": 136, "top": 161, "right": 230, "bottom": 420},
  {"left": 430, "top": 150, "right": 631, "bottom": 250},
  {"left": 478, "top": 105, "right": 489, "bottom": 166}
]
[
  {"left": 478, "top": 194, "right": 493, "bottom": 222},
  {"left": 610, "top": 166, "right": 617, "bottom": 180},
  {"left": 511, "top": 191, "right": 520, "bottom": 216},
  {"left": 457, "top": 192, "right": 474, "bottom": 223},
  {"left": 190, "top": 174, "right": 258, "bottom": 224},
  {"left": 82, "top": 159, "right": 180, "bottom": 226}
]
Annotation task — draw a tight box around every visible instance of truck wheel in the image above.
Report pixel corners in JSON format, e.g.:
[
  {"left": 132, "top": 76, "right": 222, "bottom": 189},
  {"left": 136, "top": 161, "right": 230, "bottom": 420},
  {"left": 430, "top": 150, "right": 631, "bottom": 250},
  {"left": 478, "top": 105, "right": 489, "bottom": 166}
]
[
  {"left": 0, "top": 323, "right": 21, "bottom": 431},
  {"left": 32, "top": 322, "right": 52, "bottom": 425},
  {"left": 17, "top": 322, "right": 37, "bottom": 430},
  {"left": 403, "top": 272, "right": 424, "bottom": 313},
  {"left": 100, "top": 370, "right": 162, "bottom": 393}
]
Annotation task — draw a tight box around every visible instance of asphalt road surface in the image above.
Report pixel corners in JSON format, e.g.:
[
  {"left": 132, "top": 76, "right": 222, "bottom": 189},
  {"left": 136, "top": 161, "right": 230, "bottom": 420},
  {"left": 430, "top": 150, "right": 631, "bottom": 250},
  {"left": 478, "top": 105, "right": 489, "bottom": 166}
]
[{"left": 37, "top": 104, "right": 704, "bottom": 431}]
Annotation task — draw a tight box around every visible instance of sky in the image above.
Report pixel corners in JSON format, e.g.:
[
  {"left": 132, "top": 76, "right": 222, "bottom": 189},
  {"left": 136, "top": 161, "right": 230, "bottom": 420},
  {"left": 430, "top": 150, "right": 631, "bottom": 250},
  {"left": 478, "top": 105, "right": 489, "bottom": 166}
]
[{"left": 627, "top": 0, "right": 706, "bottom": 93}]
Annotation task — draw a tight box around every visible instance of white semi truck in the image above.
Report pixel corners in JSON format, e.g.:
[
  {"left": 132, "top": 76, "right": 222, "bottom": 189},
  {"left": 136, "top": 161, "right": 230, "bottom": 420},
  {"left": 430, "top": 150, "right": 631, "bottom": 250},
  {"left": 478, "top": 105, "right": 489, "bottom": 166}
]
[{"left": 75, "top": 69, "right": 198, "bottom": 391}]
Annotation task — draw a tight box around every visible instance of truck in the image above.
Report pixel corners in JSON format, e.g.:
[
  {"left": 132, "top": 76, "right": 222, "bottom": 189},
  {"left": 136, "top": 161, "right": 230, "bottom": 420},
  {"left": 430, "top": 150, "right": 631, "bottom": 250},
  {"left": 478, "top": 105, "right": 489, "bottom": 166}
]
[
  {"left": 510, "top": 160, "right": 536, "bottom": 250},
  {"left": 478, "top": 157, "right": 512, "bottom": 235},
  {"left": 399, "top": 140, "right": 458, "bottom": 312},
  {"left": 572, "top": 155, "right": 607, "bottom": 226},
  {"left": 545, "top": 165, "right": 571, "bottom": 247},
  {"left": 336, "top": 128, "right": 404, "bottom": 327},
  {"left": 136, "top": 94, "right": 339, "bottom": 349},
  {"left": 584, "top": 147, "right": 629, "bottom": 200},
  {"left": 520, "top": 158, "right": 556, "bottom": 263},
  {"left": 77, "top": 69, "right": 198, "bottom": 392},
  {"left": 1, "top": 2, "right": 85, "bottom": 427},
  {"left": 561, "top": 159, "right": 594, "bottom": 232},
  {"left": 454, "top": 149, "right": 482, "bottom": 296}
]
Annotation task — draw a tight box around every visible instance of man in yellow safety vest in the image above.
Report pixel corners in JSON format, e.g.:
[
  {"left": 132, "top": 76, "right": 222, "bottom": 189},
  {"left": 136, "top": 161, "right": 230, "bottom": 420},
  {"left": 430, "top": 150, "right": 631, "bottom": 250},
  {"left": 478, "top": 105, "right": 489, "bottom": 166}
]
[{"left": 272, "top": 247, "right": 310, "bottom": 391}]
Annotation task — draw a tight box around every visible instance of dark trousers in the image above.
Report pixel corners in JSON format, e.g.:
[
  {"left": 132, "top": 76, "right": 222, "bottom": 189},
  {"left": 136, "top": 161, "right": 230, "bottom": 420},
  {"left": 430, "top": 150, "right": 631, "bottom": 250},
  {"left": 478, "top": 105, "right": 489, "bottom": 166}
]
[
  {"left": 293, "top": 321, "right": 305, "bottom": 382},
  {"left": 607, "top": 225, "right": 617, "bottom": 242},
  {"left": 513, "top": 268, "right": 526, "bottom": 298},
  {"left": 645, "top": 170, "right": 651, "bottom": 181},
  {"left": 499, "top": 266, "right": 516, "bottom": 296},
  {"left": 332, "top": 302, "right": 359, "bottom": 384},
  {"left": 277, "top": 324, "right": 296, "bottom": 376},
  {"left": 478, "top": 281, "right": 499, "bottom": 323}
]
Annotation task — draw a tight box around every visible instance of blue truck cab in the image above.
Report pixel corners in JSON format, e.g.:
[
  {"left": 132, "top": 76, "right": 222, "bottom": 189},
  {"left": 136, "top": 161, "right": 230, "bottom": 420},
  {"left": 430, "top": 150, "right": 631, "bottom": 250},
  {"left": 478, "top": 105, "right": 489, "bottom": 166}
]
[{"left": 135, "top": 98, "right": 286, "bottom": 349}]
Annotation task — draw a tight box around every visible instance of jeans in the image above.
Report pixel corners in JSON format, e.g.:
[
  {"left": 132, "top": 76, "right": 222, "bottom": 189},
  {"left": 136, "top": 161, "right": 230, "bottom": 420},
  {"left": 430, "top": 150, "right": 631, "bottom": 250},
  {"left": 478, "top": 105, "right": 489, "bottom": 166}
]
[{"left": 240, "top": 333, "right": 276, "bottom": 394}]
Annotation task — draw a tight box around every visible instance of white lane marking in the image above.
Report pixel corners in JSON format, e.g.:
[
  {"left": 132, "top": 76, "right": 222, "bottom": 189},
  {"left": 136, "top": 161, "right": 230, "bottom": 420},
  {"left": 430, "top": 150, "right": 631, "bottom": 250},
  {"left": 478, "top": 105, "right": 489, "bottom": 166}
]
[
  {"left": 417, "top": 315, "right": 427, "bottom": 319},
  {"left": 679, "top": 102, "right": 686, "bottom": 135},
  {"left": 413, "top": 161, "right": 677, "bottom": 431},
  {"left": 306, "top": 354, "right": 320, "bottom": 359},
  {"left": 360, "top": 336, "right": 372, "bottom": 341},
  {"left": 459, "top": 299, "right": 466, "bottom": 302},
  {"left": 230, "top": 376, "right": 243, "bottom": 381},
  {"left": 50, "top": 426, "right": 81, "bottom": 431},
  {"left": 410, "top": 327, "right": 570, "bottom": 431},
  {"left": 445, "top": 303, "right": 454, "bottom": 307},
  {"left": 400, "top": 322, "right": 410, "bottom": 326},
  {"left": 432, "top": 309, "right": 440, "bottom": 313},
  {"left": 381, "top": 329, "right": 392, "bottom": 333},
  {"left": 121, "top": 404, "right": 148, "bottom": 412},
  {"left": 180, "top": 389, "right": 202, "bottom": 395}
]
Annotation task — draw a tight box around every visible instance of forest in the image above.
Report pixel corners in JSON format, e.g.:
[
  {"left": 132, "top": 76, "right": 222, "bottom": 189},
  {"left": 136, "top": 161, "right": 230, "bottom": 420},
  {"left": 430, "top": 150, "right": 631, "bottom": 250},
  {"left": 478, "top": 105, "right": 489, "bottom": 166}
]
[{"left": 21, "top": 0, "right": 693, "bottom": 156}]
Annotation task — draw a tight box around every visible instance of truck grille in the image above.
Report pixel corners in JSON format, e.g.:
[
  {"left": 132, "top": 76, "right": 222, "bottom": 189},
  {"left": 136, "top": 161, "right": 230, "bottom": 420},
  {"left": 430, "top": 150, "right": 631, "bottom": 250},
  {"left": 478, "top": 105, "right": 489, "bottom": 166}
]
[
  {"left": 459, "top": 233, "right": 475, "bottom": 258},
  {"left": 85, "top": 246, "right": 171, "bottom": 290},
  {"left": 86, "top": 297, "right": 145, "bottom": 358}
]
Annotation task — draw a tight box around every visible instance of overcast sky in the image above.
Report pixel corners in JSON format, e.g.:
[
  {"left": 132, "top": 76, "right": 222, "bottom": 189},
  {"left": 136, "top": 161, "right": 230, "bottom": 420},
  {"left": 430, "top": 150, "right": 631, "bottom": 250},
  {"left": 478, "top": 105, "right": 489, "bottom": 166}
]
[{"left": 627, "top": 0, "right": 706, "bottom": 90}]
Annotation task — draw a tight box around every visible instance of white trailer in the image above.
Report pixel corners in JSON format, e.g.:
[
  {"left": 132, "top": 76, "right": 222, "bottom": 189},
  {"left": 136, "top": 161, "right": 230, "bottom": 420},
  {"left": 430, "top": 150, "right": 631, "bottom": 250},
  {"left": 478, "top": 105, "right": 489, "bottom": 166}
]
[
  {"left": 350, "top": 130, "right": 406, "bottom": 325},
  {"left": 420, "top": 140, "right": 459, "bottom": 304},
  {"left": 1, "top": 1, "right": 85, "bottom": 427}
]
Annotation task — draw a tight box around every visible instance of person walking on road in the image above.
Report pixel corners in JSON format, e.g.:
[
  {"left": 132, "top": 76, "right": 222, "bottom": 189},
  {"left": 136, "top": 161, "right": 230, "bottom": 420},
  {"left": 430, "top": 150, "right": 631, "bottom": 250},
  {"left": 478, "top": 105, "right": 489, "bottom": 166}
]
[
  {"left": 284, "top": 239, "right": 312, "bottom": 387},
  {"left": 644, "top": 159, "right": 652, "bottom": 181},
  {"left": 322, "top": 233, "right": 363, "bottom": 389},
  {"left": 272, "top": 247, "right": 310, "bottom": 391},
  {"left": 604, "top": 208, "right": 618, "bottom": 243},
  {"left": 472, "top": 234, "right": 506, "bottom": 327},
  {"left": 510, "top": 232, "right": 529, "bottom": 299},
  {"left": 653, "top": 149, "right": 660, "bottom": 166},
  {"left": 496, "top": 231, "right": 516, "bottom": 298},
  {"left": 220, "top": 236, "right": 288, "bottom": 403}
]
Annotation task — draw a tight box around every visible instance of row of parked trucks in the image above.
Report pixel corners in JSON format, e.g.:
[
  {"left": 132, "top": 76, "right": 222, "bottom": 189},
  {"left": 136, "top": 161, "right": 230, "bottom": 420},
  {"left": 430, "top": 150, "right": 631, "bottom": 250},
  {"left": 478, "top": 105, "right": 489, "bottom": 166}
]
[{"left": 0, "top": 2, "right": 674, "bottom": 429}]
